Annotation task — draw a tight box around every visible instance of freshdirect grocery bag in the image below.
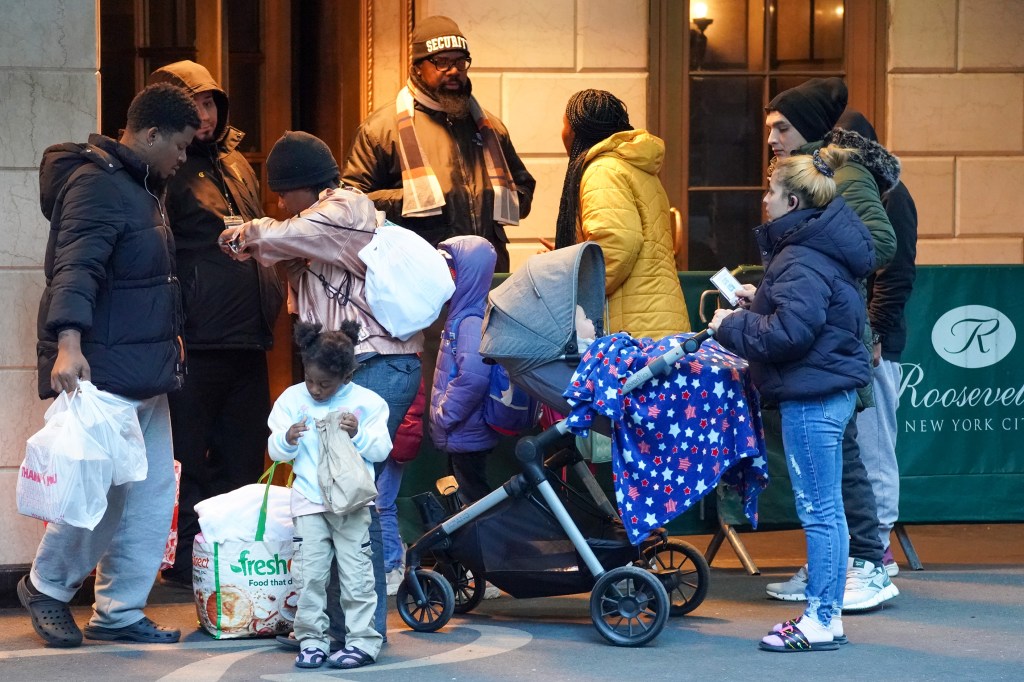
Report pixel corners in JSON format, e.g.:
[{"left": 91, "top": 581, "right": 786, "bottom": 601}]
[{"left": 192, "top": 462, "right": 297, "bottom": 638}]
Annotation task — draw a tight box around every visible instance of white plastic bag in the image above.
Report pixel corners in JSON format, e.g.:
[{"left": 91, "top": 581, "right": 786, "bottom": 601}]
[
  {"left": 359, "top": 222, "right": 455, "bottom": 340},
  {"left": 195, "top": 483, "right": 294, "bottom": 543},
  {"left": 17, "top": 389, "right": 114, "bottom": 529},
  {"left": 75, "top": 381, "right": 147, "bottom": 485}
]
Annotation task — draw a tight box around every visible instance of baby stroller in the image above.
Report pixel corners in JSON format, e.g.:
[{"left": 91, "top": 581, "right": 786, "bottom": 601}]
[{"left": 397, "top": 243, "right": 715, "bottom": 647}]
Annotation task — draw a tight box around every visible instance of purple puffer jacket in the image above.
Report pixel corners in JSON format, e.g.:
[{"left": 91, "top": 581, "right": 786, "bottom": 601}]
[{"left": 428, "top": 236, "right": 500, "bottom": 453}]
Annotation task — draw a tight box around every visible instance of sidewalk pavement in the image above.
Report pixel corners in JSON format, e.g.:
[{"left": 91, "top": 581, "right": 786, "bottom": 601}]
[{"left": 1, "top": 524, "right": 1021, "bottom": 681}]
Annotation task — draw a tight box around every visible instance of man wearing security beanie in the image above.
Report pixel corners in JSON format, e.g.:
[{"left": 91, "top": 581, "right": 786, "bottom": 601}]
[
  {"left": 762, "top": 78, "right": 904, "bottom": 615},
  {"left": 219, "top": 130, "right": 423, "bottom": 662},
  {"left": 342, "top": 15, "right": 536, "bottom": 273}
]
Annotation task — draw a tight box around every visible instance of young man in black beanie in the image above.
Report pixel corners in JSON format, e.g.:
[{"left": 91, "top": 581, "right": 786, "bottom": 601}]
[
  {"left": 220, "top": 130, "right": 424, "bottom": 658},
  {"left": 762, "top": 78, "right": 902, "bottom": 615},
  {"left": 342, "top": 14, "right": 536, "bottom": 273}
]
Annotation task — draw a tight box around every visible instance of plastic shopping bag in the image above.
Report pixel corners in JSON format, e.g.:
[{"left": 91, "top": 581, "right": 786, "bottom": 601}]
[
  {"left": 76, "top": 380, "right": 147, "bottom": 485},
  {"left": 17, "top": 389, "right": 114, "bottom": 530},
  {"left": 193, "top": 462, "right": 297, "bottom": 639},
  {"left": 359, "top": 221, "right": 455, "bottom": 340},
  {"left": 160, "top": 460, "right": 183, "bottom": 572}
]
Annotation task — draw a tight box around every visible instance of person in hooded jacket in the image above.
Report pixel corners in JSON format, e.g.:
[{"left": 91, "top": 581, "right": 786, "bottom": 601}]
[
  {"left": 710, "top": 144, "right": 875, "bottom": 652},
  {"left": 836, "top": 110, "right": 918, "bottom": 576},
  {"left": 554, "top": 89, "right": 690, "bottom": 340},
  {"left": 147, "top": 60, "right": 285, "bottom": 587},
  {"left": 20, "top": 83, "right": 199, "bottom": 648},
  {"left": 429, "top": 235, "right": 501, "bottom": 507}
]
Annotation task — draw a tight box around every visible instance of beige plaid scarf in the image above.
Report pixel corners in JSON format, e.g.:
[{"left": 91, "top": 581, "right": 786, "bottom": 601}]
[{"left": 396, "top": 82, "right": 520, "bottom": 224}]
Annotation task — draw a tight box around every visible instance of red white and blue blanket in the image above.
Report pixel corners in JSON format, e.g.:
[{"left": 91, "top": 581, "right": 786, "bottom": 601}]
[{"left": 563, "top": 332, "right": 769, "bottom": 544}]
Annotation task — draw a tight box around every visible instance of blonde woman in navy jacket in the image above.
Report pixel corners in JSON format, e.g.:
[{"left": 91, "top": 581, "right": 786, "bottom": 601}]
[{"left": 710, "top": 145, "right": 874, "bottom": 652}]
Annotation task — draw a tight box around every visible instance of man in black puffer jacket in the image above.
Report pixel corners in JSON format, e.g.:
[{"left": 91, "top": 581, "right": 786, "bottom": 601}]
[
  {"left": 148, "top": 61, "right": 285, "bottom": 587},
  {"left": 22, "top": 84, "right": 199, "bottom": 648}
]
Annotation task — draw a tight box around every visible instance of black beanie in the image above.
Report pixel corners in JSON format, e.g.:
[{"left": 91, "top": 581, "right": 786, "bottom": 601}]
[
  {"left": 411, "top": 15, "right": 469, "bottom": 63},
  {"left": 766, "top": 77, "right": 848, "bottom": 144},
  {"left": 266, "top": 131, "right": 339, "bottom": 193},
  {"left": 835, "top": 109, "right": 878, "bottom": 142}
]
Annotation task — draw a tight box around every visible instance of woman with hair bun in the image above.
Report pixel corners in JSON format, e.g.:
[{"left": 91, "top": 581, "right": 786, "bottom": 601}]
[
  {"left": 555, "top": 89, "right": 689, "bottom": 339},
  {"left": 709, "top": 144, "right": 875, "bottom": 652}
]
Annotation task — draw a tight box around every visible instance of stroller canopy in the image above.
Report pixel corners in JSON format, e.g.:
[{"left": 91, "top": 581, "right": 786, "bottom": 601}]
[{"left": 481, "top": 242, "right": 605, "bottom": 375}]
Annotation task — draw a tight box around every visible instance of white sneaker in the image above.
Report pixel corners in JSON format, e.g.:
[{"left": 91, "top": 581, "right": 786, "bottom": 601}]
[
  {"left": 844, "top": 557, "right": 899, "bottom": 611},
  {"left": 385, "top": 565, "right": 405, "bottom": 597},
  {"left": 765, "top": 564, "right": 808, "bottom": 601},
  {"left": 483, "top": 582, "right": 501, "bottom": 600}
]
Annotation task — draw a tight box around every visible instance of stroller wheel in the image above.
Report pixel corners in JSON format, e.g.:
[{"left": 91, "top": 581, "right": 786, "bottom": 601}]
[
  {"left": 590, "top": 565, "right": 669, "bottom": 647},
  {"left": 396, "top": 569, "right": 455, "bottom": 632},
  {"left": 435, "top": 561, "right": 485, "bottom": 614},
  {"left": 643, "top": 540, "right": 711, "bottom": 616}
]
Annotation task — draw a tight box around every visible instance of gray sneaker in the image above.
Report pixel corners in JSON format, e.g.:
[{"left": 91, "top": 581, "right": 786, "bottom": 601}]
[
  {"left": 844, "top": 557, "right": 899, "bottom": 611},
  {"left": 765, "top": 564, "right": 808, "bottom": 601}
]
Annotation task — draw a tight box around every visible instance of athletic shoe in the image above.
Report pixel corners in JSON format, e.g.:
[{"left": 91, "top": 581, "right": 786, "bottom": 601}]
[
  {"left": 385, "top": 565, "right": 405, "bottom": 597},
  {"left": 844, "top": 557, "right": 899, "bottom": 611},
  {"left": 483, "top": 582, "right": 501, "bottom": 600},
  {"left": 765, "top": 564, "right": 808, "bottom": 601},
  {"left": 882, "top": 546, "right": 900, "bottom": 577}
]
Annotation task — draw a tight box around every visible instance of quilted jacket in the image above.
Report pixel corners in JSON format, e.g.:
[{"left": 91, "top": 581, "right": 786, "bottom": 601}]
[
  {"left": 428, "top": 236, "right": 500, "bottom": 453},
  {"left": 714, "top": 198, "right": 874, "bottom": 402},
  {"left": 579, "top": 130, "right": 689, "bottom": 339},
  {"left": 37, "top": 135, "right": 184, "bottom": 400}
]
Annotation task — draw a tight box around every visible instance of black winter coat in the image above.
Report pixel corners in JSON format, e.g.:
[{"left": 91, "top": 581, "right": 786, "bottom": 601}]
[
  {"left": 715, "top": 198, "right": 875, "bottom": 402},
  {"left": 341, "top": 98, "right": 536, "bottom": 273},
  {"left": 36, "top": 134, "right": 184, "bottom": 400},
  {"left": 151, "top": 61, "right": 284, "bottom": 350}
]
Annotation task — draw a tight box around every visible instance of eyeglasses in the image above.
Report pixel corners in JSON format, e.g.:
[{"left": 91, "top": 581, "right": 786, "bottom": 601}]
[{"left": 425, "top": 55, "right": 472, "bottom": 72}]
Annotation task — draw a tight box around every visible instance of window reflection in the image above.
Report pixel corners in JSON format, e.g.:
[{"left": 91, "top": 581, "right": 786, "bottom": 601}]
[
  {"left": 688, "top": 190, "right": 764, "bottom": 271},
  {"left": 686, "top": 0, "right": 846, "bottom": 270}
]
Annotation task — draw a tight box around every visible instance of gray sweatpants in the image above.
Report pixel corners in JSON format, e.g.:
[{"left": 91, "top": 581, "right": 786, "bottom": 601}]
[{"left": 31, "top": 394, "right": 175, "bottom": 628}]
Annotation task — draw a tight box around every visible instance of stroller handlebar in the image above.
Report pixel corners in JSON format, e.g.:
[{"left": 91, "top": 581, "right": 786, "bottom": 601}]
[{"left": 619, "top": 328, "right": 714, "bottom": 394}]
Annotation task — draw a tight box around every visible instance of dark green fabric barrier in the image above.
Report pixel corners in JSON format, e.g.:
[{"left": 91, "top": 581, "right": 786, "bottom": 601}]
[{"left": 399, "top": 266, "right": 1024, "bottom": 543}]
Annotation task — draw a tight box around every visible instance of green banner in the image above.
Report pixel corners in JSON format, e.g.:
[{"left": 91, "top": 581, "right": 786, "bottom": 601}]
[{"left": 896, "top": 265, "right": 1024, "bottom": 522}]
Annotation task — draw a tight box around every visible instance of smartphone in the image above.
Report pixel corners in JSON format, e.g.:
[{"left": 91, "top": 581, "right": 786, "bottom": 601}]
[{"left": 710, "top": 267, "right": 743, "bottom": 307}]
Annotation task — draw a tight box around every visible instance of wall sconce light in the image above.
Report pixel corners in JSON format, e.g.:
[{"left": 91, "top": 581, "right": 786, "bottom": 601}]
[{"left": 690, "top": 2, "right": 714, "bottom": 70}]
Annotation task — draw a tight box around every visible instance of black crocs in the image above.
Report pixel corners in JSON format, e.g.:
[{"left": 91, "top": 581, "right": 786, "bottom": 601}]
[
  {"left": 18, "top": 575, "right": 82, "bottom": 648},
  {"left": 84, "top": 616, "right": 180, "bottom": 643}
]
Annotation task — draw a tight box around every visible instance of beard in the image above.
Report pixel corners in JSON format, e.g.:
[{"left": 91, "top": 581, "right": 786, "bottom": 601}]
[{"left": 412, "top": 69, "right": 473, "bottom": 119}]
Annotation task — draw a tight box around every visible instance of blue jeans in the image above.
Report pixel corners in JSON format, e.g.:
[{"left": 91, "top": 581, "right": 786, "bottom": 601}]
[
  {"left": 351, "top": 353, "right": 420, "bottom": 572},
  {"left": 375, "top": 457, "right": 406, "bottom": 571},
  {"left": 780, "top": 389, "right": 855, "bottom": 627},
  {"left": 856, "top": 359, "right": 902, "bottom": 549},
  {"left": 331, "top": 353, "right": 420, "bottom": 639}
]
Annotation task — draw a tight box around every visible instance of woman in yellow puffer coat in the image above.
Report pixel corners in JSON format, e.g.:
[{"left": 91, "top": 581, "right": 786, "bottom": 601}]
[{"left": 555, "top": 89, "right": 689, "bottom": 339}]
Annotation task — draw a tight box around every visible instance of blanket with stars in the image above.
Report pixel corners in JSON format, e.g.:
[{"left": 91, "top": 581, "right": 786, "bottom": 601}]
[{"left": 563, "top": 332, "right": 769, "bottom": 544}]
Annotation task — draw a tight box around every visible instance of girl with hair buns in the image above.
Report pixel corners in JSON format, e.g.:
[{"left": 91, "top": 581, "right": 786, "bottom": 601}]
[
  {"left": 267, "top": 320, "right": 389, "bottom": 670},
  {"left": 709, "top": 145, "right": 875, "bottom": 652},
  {"left": 555, "top": 89, "right": 689, "bottom": 339}
]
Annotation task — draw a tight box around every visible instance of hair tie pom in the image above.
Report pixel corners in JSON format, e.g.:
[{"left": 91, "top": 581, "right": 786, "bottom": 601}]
[{"left": 812, "top": 149, "right": 835, "bottom": 178}]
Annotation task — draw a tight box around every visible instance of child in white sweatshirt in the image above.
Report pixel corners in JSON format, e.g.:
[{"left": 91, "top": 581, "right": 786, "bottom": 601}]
[{"left": 268, "top": 320, "right": 390, "bottom": 670}]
